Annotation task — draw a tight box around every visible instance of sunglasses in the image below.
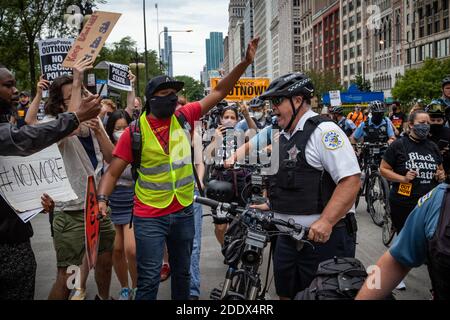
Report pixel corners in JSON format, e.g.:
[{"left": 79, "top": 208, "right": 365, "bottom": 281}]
[
  {"left": 269, "top": 97, "right": 286, "bottom": 107},
  {"left": 428, "top": 104, "right": 445, "bottom": 113}
]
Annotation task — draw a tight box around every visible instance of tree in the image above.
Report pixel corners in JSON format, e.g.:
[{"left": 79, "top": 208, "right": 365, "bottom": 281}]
[
  {"left": 352, "top": 74, "right": 371, "bottom": 92},
  {"left": 392, "top": 58, "right": 450, "bottom": 103},
  {"left": 175, "top": 75, "right": 205, "bottom": 102},
  {"left": 305, "top": 69, "right": 343, "bottom": 100},
  {"left": 0, "top": 0, "right": 105, "bottom": 95}
]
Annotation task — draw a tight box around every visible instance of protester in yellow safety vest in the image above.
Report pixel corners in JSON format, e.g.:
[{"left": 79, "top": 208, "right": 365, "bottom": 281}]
[
  {"left": 97, "top": 37, "right": 259, "bottom": 300},
  {"left": 348, "top": 105, "right": 367, "bottom": 127}
]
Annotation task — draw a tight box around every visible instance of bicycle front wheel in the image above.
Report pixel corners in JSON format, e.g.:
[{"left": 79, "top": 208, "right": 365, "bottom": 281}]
[
  {"left": 367, "top": 172, "right": 390, "bottom": 227},
  {"left": 382, "top": 207, "right": 395, "bottom": 247}
]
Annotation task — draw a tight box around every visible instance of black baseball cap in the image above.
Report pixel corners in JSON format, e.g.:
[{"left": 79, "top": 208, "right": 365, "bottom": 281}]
[{"left": 145, "top": 75, "right": 184, "bottom": 99}]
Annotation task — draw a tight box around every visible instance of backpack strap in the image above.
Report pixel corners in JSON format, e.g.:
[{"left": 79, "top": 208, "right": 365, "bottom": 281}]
[{"left": 130, "top": 119, "right": 142, "bottom": 182}]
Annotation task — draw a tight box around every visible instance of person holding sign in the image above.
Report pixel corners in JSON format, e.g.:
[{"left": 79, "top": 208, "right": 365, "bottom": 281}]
[
  {"left": 0, "top": 64, "right": 102, "bottom": 300},
  {"left": 380, "top": 110, "right": 445, "bottom": 289},
  {"left": 97, "top": 37, "right": 259, "bottom": 300}
]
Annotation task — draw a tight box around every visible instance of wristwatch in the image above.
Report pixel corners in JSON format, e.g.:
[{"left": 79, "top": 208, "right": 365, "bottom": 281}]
[{"left": 97, "top": 194, "right": 109, "bottom": 206}]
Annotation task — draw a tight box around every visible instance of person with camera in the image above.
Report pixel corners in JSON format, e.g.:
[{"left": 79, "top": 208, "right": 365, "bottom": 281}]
[{"left": 249, "top": 73, "right": 361, "bottom": 299}]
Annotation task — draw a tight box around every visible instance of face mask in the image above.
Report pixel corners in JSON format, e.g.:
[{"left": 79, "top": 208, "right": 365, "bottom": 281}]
[
  {"left": 149, "top": 93, "right": 178, "bottom": 119},
  {"left": 253, "top": 111, "right": 264, "bottom": 120},
  {"left": 113, "top": 130, "right": 124, "bottom": 142},
  {"left": 222, "top": 119, "right": 237, "bottom": 128},
  {"left": 430, "top": 123, "right": 444, "bottom": 136},
  {"left": 133, "top": 108, "right": 141, "bottom": 119},
  {"left": 413, "top": 123, "right": 430, "bottom": 140},
  {"left": 372, "top": 113, "right": 384, "bottom": 125}
]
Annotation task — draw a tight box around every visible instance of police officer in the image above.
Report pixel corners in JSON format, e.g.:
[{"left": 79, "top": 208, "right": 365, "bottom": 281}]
[
  {"left": 356, "top": 182, "right": 450, "bottom": 300},
  {"left": 351, "top": 100, "right": 396, "bottom": 145},
  {"left": 330, "top": 106, "right": 357, "bottom": 137},
  {"left": 440, "top": 75, "right": 450, "bottom": 108},
  {"left": 253, "top": 73, "right": 361, "bottom": 299},
  {"left": 426, "top": 99, "right": 450, "bottom": 174}
]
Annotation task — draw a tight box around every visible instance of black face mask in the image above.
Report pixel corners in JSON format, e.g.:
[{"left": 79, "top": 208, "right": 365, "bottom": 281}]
[
  {"left": 149, "top": 93, "right": 178, "bottom": 119},
  {"left": 430, "top": 123, "right": 444, "bottom": 137},
  {"left": 372, "top": 113, "right": 384, "bottom": 125}
]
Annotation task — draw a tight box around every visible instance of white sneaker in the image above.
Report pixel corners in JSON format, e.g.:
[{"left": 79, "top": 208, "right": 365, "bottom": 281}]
[{"left": 396, "top": 280, "right": 406, "bottom": 290}]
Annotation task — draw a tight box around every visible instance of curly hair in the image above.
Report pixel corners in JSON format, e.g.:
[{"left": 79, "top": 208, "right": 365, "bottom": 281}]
[{"left": 44, "top": 75, "right": 73, "bottom": 117}]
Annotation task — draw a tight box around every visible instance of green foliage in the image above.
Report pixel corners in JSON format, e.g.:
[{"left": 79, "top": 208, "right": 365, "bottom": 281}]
[
  {"left": 305, "top": 69, "right": 343, "bottom": 100},
  {"left": 174, "top": 75, "right": 205, "bottom": 102},
  {"left": 352, "top": 74, "right": 371, "bottom": 92},
  {"left": 392, "top": 58, "right": 450, "bottom": 103}
]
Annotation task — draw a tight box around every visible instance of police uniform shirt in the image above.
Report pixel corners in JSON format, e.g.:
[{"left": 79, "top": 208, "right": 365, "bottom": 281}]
[
  {"left": 273, "top": 109, "right": 361, "bottom": 227},
  {"left": 338, "top": 117, "right": 357, "bottom": 133},
  {"left": 353, "top": 117, "right": 395, "bottom": 140},
  {"left": 389, "top": 184, "right": 445, "bottom": 267}
]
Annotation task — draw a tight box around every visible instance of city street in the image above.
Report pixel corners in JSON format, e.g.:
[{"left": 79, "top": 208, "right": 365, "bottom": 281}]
[{"left": 31, "top": 198, "right": 431, "bottom": 300}]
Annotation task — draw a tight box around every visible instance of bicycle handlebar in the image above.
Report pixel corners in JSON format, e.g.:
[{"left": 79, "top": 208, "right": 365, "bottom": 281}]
[{"left": 194, "top": 196, "right": 310, "bottom": 240}]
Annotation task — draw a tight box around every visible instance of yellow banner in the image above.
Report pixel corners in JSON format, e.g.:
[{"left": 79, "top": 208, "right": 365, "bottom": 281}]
[{"left": 210, "top": 78, "right": 270, "bottom": 101}]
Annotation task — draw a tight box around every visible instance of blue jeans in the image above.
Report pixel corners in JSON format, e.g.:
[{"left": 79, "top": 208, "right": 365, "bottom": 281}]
[
  {"left": 134, "top": 205, "right": 194, "bottom": 300},
  {"left": 190, "top": 190, "right": 203, "bottom": 297}
]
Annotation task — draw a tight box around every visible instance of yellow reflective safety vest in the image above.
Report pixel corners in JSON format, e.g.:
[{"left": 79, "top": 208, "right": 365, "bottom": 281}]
[{"left": 135, "top": 112, "right": 194, "bottom": 208}]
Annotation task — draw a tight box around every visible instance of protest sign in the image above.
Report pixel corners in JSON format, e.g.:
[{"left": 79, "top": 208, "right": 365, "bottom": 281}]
[
  {"left": 0, "top": 144, "right": 77, "bottom": 221},
  {"left": 85, "top": 176, "right": 100, "bottom": 270},
  {"left": 210, "top": 78, "right": 270, "bottom": 101},
  {"left": 62, "top": 11, "right": 121, "bottom": 68},
  {"left": 108, "top": 62, "right": 132, "bottom": 91},
  {"left": 329, "top": 90, "right": 342, "bottom": 107},
  {"left": 38, "top": 38, "right": 75, "bottom": 82}
]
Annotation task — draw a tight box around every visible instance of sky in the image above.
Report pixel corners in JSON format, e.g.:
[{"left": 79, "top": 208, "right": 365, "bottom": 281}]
[{"left": 97, "top": 0, "right": 229, "bottom": 80}]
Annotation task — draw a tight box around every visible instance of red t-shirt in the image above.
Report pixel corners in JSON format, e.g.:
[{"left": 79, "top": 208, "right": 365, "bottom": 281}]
[{"left": 113, "top": 102, "right": 202, "bottom": 218}]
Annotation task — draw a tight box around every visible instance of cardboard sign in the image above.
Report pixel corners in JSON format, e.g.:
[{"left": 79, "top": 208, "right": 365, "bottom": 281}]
[
  {"left": 398, "top": 183, "right": 412, "bottom": 197},
  {"left": 38, "top": 38, "right": 75, "bottom": 82},
  {"left": 62, "top": 11, "right": 121, "bottom": 68},
  {"left": 84, "top": 176, "right": 100, "bottom": 270},
  {"left": 210, "top": 78, "right": 270, "bottom": 101},
  {"left": 108, "top": 63, "right": 132, "bottom": 91},
  {"left": 329, "top": 90, "right": 342, "bottom": 107},
  {"left": 0, "top": 144, "right": 77, "bottom": 218}
]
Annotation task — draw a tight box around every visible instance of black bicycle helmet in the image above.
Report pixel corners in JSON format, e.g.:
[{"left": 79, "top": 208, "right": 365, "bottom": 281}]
[
  {"left": 331, "top": 106, "right": 344, "bottom": 115},
  {"left": 248, "top": 97, "right": 265, "bottom": 109},
  {"left": 369, "top": 100, "right": 386, "bottom": 114},
  {"left": 442, "top": 75, "right": 450, "bottom": 88},
  {"left": 425, "top": 99, "right": 446, "bottom": 117},
  {"left": 260, "top": 73, "right": 314, "bottom": 131},
  {"left": 206, "top": 180, "right": 234, "bottom": 203},
  {"left": 217, "top": 100, "right": 228, "bottom": 108},
  {"left": 260, "top": 72, "right": 314, "bottom": 100}
]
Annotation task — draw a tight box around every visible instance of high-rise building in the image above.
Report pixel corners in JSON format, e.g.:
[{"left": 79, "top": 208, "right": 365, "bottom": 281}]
[
  {"left": 277, "top": 0, "right": 294, "bottom": 75},
  {"left": 161, "top": 27, "right": 173, "bottom": 77},
  {"left": 222, "top": 35, "right": 230, "bottom": 74},
  {"left": 299, "top": 0, "right": 313, "bottom": 72},
  {"left": 253, "top": 0, "right": 274, "bottom": 78},
  {"left": 228, "top": 0, "right": 246, "bottom": 69},
  {"left": 270, "top": 0, "right": 280, "bottom": 78},
  {"left": 244, "top": 0, "right": 255, "bottom": 77},
  {"left": 312, "top": 1, "right": 340, "bottom": 75},
  {"left": 206, "top": 32, "right": 224, "bottom": 72}
]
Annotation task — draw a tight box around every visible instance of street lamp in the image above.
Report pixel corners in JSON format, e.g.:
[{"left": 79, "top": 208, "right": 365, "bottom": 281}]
[{"left": 158, "top": 29, "right": 193, "bottom": 73}]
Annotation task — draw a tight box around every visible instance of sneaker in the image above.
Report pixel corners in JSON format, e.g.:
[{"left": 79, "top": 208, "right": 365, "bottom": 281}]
[
  {"left": 118, "top": 288, "right": 131, "bottom": 300},
  {"left": 160, "top": 263, "right": 171, "bottom": 282},
  {"left": 70, "top": 288, "right": 86, "bottom": 300},
  {"left": 396, "top": 280, "right": 406, "bottom": 290}
]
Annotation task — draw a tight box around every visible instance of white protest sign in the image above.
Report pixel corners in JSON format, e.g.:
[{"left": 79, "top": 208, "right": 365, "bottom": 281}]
[
  {"left": 0, "top": 144, "right": 77, "bottom": 215},
  {"left": 38, "top": 38, "right": 75, "bottom": 82},
  {"left": 108, "top": 62, "right": 132, "bottom": 91},
  {"left": 329, "top": 90, "right": 342, "bottom": 107}
]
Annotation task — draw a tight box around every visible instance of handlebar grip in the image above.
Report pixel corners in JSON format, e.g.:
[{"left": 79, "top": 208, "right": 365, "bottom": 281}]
[{"left": 194, "top": 196, "right": 220, "bottom": 209}]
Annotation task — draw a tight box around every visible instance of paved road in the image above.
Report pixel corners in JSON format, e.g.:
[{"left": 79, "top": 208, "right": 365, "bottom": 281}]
[{"left": 32, "top": 198, "right": 431, "bottom": 300}]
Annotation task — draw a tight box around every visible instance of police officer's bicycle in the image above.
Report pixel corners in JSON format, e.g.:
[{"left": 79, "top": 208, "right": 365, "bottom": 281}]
[
  {"left": 356, "top": 142, "right": 390, "bottom": 227},
  {"left": 195, "top": 196, "right": 310, "bottom": 300}
]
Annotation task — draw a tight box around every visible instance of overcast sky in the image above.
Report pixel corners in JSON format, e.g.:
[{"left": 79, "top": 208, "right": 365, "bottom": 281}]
[{"left": 97, "top": 0, "right": 229, "bottom": 80}]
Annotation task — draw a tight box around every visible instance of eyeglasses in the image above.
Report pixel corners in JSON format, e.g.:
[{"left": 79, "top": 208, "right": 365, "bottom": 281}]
[{"left": 269, "top": 97, "right": 285, "bottom": 107}]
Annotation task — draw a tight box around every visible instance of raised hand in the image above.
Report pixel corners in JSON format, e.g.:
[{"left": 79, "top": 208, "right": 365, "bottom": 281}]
[
  {"left": 36, "top": 75, "right": 50, "bottom": 96},
  {"left": 244, "top": 37, "right": 260, "bottom": 65}
]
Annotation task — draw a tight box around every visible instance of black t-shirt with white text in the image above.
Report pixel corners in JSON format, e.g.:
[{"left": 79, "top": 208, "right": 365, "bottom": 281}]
[{"left": 383, "top": 136, "right": 442, "bottom": 206}]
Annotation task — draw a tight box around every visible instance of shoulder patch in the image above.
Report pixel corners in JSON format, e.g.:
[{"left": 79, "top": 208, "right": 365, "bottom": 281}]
[
  {"left": 418, "top": 189, "right": 434, "bottom": 207},
  {"left": 322, "top": 130, "right": 344, "bottom": 150}
]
